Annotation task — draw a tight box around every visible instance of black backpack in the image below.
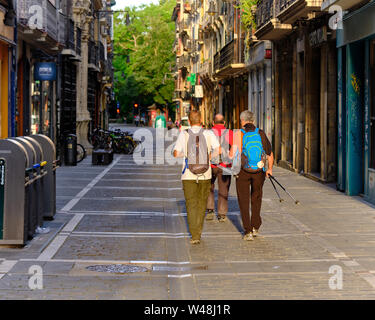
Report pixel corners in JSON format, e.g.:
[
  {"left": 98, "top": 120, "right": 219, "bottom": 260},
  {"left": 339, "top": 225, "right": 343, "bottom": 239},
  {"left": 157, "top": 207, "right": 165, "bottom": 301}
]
[{"left": 185, "top": 128, "right": 210, "bottom": 175}]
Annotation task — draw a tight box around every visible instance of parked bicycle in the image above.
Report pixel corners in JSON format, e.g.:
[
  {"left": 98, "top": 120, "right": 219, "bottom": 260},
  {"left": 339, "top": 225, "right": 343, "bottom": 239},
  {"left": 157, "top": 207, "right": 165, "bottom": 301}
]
[
  {"left": 77, "top": 143, "right": 86, "bottom": 163},
  {"left": 88, "top": 127, "right": 141, "bottom": 155}
]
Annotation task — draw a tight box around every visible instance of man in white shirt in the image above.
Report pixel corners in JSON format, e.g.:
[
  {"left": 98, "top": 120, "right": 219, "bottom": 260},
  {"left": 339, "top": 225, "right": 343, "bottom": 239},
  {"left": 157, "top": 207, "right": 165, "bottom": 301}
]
[{"left": 173, "top": 110, "right": 220, "bottom": 244}]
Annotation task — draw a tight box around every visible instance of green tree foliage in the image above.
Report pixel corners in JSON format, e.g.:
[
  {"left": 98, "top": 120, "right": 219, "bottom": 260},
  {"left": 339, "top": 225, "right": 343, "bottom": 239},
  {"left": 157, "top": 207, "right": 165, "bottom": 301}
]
[{"left": 113, "top": 0, "right": 176, "bottom": 116}]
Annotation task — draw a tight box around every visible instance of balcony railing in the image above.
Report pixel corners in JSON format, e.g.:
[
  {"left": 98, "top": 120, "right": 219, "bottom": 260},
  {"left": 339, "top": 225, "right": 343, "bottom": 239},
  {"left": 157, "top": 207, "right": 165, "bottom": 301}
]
[
  {"left": 47, "top": 0, "right": 58, "bottom": 41},
  {"left": 88, "top": 40, "right": 98, "bottom": 66},
  {"left": 277, "top": 0, "right": 298, "bottom": 12},
  {"left": 67, "top": 19, "right": 75, "bottom": 50},
  {"left": 89, "top": 20, "right": 95, "bottom": 40},
  {"left": 76, "top": 27, "right": 82, "bottom": 56},
  {"left": 177, "top": 54, "right": 190, "bottom": 69},
  {"left": 256, "top": 0, "right": 276, "bottom": 30},
  {"left": 198, "top": 60, "right": 212, "bottom": 77},
  {"left": 58, "top": 12, "right": 67, "bottom": 45},
  {"left": 100, "top": 42, "right": 105, "bottom": 61},
  {"left": 214, "top": 39, "right": 245, "bottom": 71},
  {"left": 256, "top": 0, "right": 323, "bottom": 31},
  {"left": 214, "top": 52, "right": 220, "bottom": 72}
]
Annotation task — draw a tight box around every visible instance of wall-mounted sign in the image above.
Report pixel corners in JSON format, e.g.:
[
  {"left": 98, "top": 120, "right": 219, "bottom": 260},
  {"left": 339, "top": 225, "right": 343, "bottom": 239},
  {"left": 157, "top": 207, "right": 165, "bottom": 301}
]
[
  {"left": 309, "top": 26, "right": 327, "bottom": 48},
  {"left": 34, "top": 62, "right": 57, "bottom": 81},
  {"left": 194, "top": 85, "right": 204, "bottom": 98}
]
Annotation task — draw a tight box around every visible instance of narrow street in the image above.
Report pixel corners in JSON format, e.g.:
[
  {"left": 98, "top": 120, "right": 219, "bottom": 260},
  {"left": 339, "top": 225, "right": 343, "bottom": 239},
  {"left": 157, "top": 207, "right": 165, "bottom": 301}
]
[{"left": 1, "top": 125, "right": 375, "bottom": 300}]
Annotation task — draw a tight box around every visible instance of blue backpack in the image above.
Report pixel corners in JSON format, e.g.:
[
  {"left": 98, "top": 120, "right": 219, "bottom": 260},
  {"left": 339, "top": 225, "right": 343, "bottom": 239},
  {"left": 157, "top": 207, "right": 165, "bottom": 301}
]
[{"left": 241, "top": 128, "right": 266, "bottom": 172}]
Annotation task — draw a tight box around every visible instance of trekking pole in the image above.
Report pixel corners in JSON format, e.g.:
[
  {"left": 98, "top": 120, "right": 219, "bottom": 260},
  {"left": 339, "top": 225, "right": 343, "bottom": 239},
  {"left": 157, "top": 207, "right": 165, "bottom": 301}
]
[
  {"left": 269, "top": 175, "right": 300, "bottom": 205},
  {"left": 269, "top": 176, "right": 284, "bottom": 203}
]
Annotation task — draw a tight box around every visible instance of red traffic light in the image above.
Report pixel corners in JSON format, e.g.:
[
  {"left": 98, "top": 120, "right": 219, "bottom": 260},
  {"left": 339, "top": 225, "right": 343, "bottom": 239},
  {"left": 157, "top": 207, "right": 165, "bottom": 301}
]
[{"left": 134, "top": 104, "right": 138, "bottom": 108}]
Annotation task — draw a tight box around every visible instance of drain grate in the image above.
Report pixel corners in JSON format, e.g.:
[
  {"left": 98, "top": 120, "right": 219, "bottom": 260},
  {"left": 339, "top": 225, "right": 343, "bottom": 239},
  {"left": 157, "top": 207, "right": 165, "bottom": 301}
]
[{"left": 86, "top": 264, "right": 149, "bottom": 274}]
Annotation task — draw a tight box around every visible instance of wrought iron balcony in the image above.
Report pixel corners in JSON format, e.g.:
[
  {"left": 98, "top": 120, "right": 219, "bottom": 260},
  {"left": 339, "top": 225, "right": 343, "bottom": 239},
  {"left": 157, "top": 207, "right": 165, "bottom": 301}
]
[
  {"left": 76, "top": 27, "right": 82, "bottom": 57},
  {"left": 58, "top": 11, "right": 67, "bottom": 45},
  {"left": 88, "top": 40, "right": 99, "bottom": 68},
  {"left": 46, "top": 0, "right": 57, "bottom": 41},
  {"left": 67, "top": 19, "right": 75, "bottom": 50},
  {"left": 99, "top": 42, "right": 105, "bottom": 61},
  {"left": 277, "top": 0, "right": 323, "bottom": 24},
  {"left": 255, "top": 0, "right": 292, "bottom": 40},
  {"left": 198, "top": 60, "right": 212, "bottom": 77},
  {"left": 214, "top": 39, "right": 246, "bottom": 79},
  {"left": 177, "top": 54, "right": 190, "bottom": 70},
  {"left": 214, "top": 52, "right": 220, "bottom": 73},
  {"left": 255, "top": 0, "right": 322, "bottom": 40}
]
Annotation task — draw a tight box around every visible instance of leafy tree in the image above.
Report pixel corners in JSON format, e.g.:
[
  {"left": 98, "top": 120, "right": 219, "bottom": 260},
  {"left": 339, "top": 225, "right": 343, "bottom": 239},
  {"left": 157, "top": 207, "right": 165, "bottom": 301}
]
[{"left": 113, "top": 0, "right": 176, "bottom": 117}]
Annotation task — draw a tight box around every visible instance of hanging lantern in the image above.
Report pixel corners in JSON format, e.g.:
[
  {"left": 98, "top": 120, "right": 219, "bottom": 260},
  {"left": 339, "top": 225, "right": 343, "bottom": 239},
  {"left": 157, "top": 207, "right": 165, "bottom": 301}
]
[{"left": 207, "top": 1, "right": 217, "bottom": 16}]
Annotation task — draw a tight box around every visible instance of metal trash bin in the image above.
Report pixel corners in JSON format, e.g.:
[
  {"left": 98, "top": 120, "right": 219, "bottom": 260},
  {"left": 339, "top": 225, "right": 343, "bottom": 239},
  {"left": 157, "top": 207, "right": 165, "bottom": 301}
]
[
  {"left": 30, "top": 134, "right": 57, "bottom": 220},
  {"left": 65, "top": 134, "right": 77, "bottom": 166},
  {"left": 10, "top": 137, "right": 39, "bottom": 239},
  {"left": 24, "top": 137, "right": 47, "bottom": 228},
  {"left": 0, "top": 139, "right": 29, "bottom": 245}
]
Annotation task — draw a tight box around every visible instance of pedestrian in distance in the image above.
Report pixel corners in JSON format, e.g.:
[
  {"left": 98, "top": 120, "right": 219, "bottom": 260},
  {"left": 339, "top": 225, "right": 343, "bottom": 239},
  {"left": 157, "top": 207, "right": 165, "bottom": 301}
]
[
  {"left": 173, "top": 110, "right": 220, "bottom": 245},
  {"left": 135, "top": 115, "right": 140, "bottom": 127},
  {"left": 230, "top": 110, "right": 274, "bottom": 241},
  {"left": 206, "top": 114, "right": 233, "bottom": 222}
]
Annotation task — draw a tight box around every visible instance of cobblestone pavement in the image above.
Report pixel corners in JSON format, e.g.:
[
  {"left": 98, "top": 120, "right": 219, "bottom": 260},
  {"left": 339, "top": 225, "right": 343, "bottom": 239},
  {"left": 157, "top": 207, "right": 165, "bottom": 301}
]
[{"left": 1, "top": 125, "right": 375, "bottom": 299}]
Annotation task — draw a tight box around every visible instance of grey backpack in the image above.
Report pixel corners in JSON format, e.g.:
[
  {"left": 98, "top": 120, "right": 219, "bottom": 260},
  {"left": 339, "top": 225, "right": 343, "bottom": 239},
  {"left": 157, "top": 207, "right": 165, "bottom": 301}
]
[{"left": 186, "top": 129, "right": 210, "bottom": 175}]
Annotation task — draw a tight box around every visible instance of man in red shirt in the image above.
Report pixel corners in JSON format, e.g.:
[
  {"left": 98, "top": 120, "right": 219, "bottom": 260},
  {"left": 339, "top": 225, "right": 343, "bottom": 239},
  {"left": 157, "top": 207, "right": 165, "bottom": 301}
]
[{"left": 206, "top": 114, "right": 233, "bottom": 222}]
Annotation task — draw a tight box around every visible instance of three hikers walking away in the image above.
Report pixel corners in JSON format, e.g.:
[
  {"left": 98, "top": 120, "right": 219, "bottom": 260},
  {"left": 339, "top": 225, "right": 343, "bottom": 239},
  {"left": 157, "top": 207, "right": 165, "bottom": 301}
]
[{"left": 174, "top": 110, "right": 274, "bottom": 244}]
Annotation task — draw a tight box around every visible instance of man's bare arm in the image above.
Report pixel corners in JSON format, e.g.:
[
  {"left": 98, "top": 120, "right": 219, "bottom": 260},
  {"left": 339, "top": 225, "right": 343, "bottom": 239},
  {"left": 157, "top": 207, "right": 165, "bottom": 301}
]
[{"left": 266, "top": 152, "right": 274, "bottom": 177}]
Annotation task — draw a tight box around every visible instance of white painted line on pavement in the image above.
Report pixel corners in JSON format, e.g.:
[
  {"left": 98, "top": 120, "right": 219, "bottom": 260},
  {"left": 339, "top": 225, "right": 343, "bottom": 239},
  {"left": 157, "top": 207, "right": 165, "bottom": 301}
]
[
  {"left": 67, "top": 231, "right": 305, "bottom": 239},
  {"left": 112, "top": 197, "right": 178, "bottom": 202},
  {"left": 343, "top": 260, "right": 360, "bottom": 267},
  {"left": 62, "top": 213, "right": 85, "bottom": 233},
  {"left": 37, "top": 235, "right": 68, "bottom": 261},
  {"left": 168, "top": 274, "right": 192, "bottom": 278},
  {"left": 40, "top": 157, "right": 123, "bottom": 261},
  {"left": 20, "top": 258, "right": 191, "bottom": 265},
  {"left": 61, "top": 156, "right": 122, "bottom": 212},
  {"left": 60, "top": 210, "right": 166, "bottom": 216},
  {"left": 105, "top": 172, "right": 178, "bottom": 176},
  {"left": 92, "top": 186, "right": 182, "bottom": 191},
  {"left": 100, "top": 178, "right": 181, "bottom": 182},
  {"left": 20, "top": 258, "right": 338, "bottom": 265},
  {"left": 0, "top": 260, "right": 17, "bottom": 275}
]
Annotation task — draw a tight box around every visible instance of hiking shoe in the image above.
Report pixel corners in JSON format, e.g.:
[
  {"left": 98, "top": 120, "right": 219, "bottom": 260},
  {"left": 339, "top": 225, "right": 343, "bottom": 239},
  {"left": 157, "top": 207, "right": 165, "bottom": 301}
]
[
  {"left": 243, "top": 233, "right": 254, "bottom": 241},
  {"left": 190, "top": 239, "right": 201, "bottom": 245},
  {"left": 253, "top": 228, "right": 259, "bottom": 237},
  {"left": 218, "top": 215, "right": 227, "bottom": 223},
  {"left": 206, "top": 210, "right": 215, "bottom": 221}
]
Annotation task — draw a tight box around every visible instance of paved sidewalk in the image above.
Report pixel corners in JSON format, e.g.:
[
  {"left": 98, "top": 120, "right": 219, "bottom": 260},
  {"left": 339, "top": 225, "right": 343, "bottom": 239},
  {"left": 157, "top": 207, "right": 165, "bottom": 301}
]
[{"left": 1, "top": 130, "right": 375, "bottom": 299}]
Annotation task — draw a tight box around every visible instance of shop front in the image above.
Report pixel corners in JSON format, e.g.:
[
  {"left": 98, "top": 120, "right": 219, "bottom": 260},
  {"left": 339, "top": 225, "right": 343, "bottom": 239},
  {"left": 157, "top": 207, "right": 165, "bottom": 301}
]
[
  {"left": 30, "top": 62, "right": 57, "bottom": 142},
  {"left": 336, "top": 1, "right": 375, "bottom": 202}
]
